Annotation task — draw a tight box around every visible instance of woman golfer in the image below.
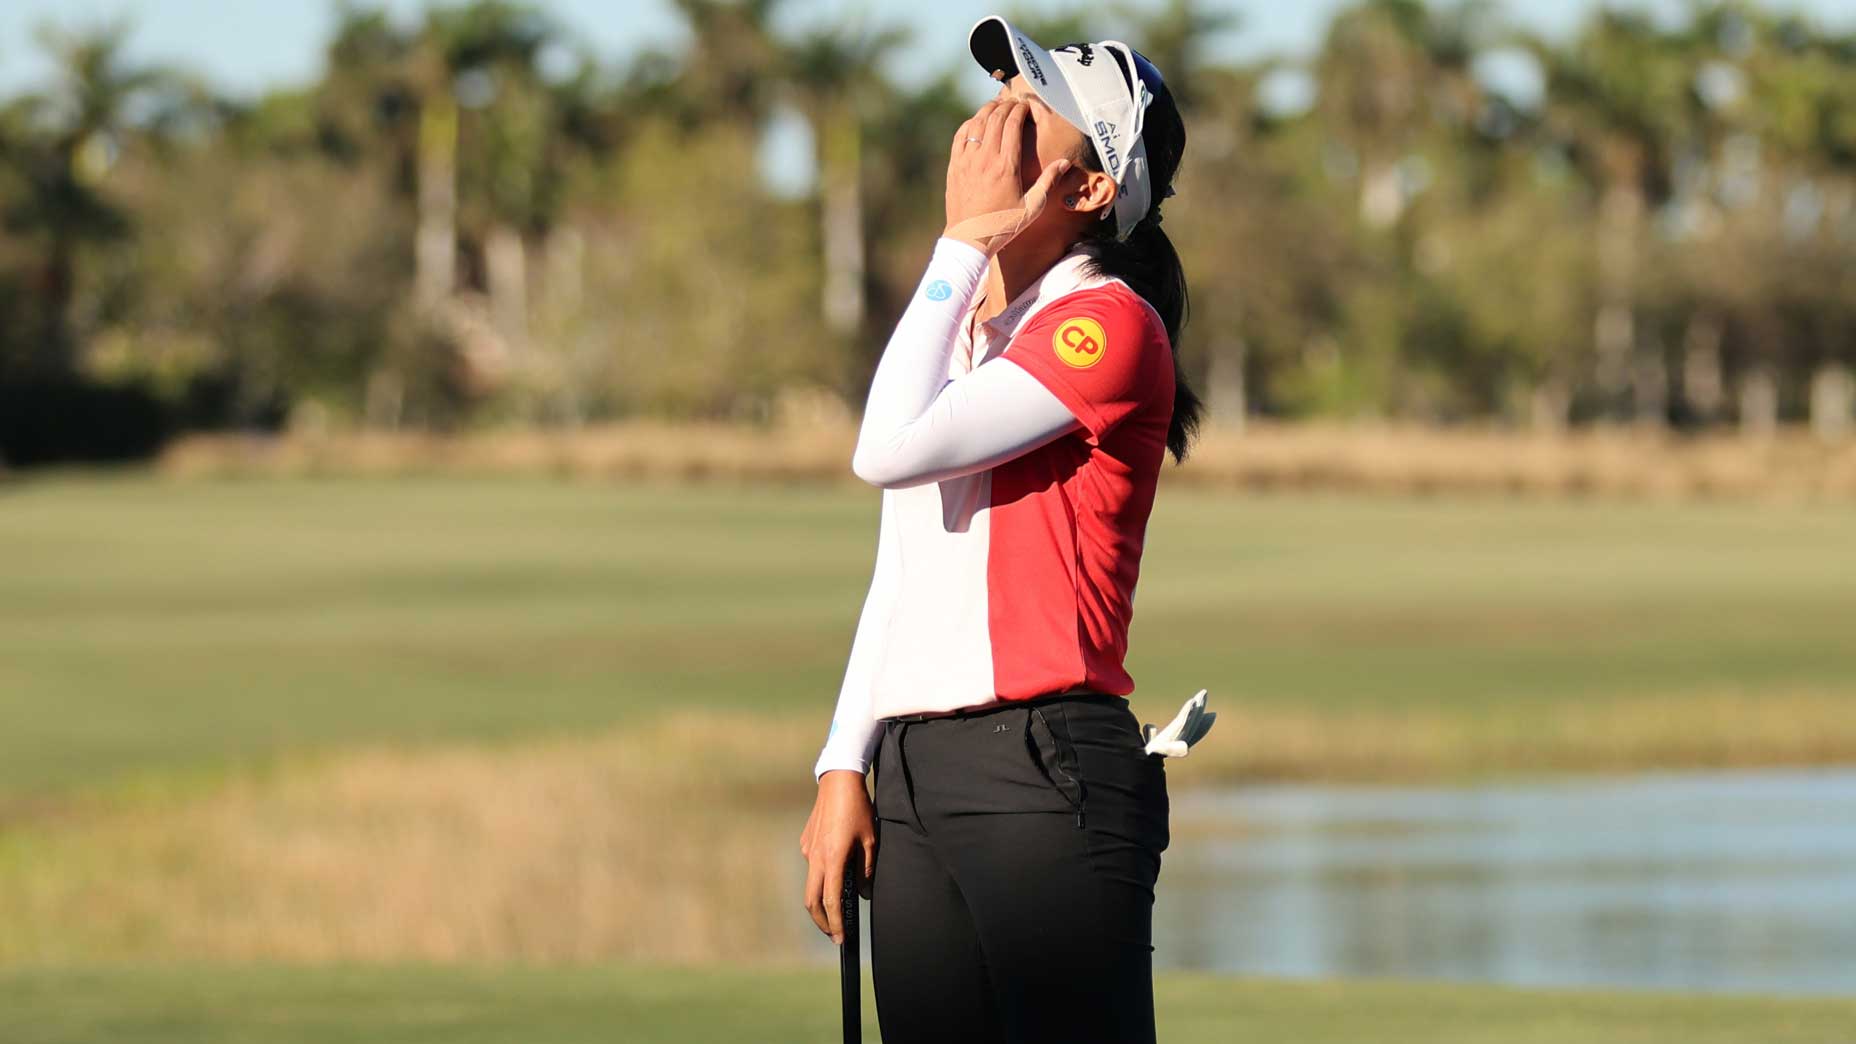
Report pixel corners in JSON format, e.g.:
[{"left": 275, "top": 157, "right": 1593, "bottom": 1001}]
[{"left": 799, "top": 16, "right": 1202, "bottom": 1044}]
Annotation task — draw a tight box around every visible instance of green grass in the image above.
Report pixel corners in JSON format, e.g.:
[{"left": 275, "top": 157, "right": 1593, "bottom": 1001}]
[
  {"left": 2, "top": 470, "right": 1854, "bottom": 796},
  {"left": 1, "top": 961, "right": 1852, "bottom": 1043},
  {"left": 2, "top": 472, "right": 1852, "bottom": 1029},
  {"left": 0, "top": 472, "right": 870, "bottom": 796}
]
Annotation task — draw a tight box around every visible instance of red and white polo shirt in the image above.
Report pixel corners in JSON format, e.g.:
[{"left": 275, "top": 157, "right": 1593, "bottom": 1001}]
[{"left": 815, "top": 242, "right": 1174, "bottom": 780}]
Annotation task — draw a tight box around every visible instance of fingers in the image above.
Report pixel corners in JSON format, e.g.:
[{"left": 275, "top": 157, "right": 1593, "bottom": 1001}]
[
  {"left": 950, "top": 118, "right": 976, "bottom": 158},
  {"left": 950, "top": 108, "right": 981, "bottom": 156},
  {"left": 1000, "top": 101, "right": 1029, "bottom": 168},
  {"left": 804, "top": 843, "right": 858, "bottom": 943},
  {"left": 857, "top": 834, "right": 877, "bottom": 901},
  {"left": 1021, "top": 156, "right": 1072, "bottom": 213},
  {"left": 1195, "top": 711, "right": 1217, "bottom": 742},
  {"left": 798, "top": 803, "right": 817, "bottom": 856},
  {"left": 1178, "top": 691, "right": 1214, "bottom": 746},
  {"left": 980, "top": 99, "right": 1014, "bottom": 154},
  {"left": 822, "top": 857, "right": 845, "bottom": 943},
  {"left": 951, "top": 113, "right": 980, "bottom": 157},
  {"left": 1164, "top": 699, "right": 1194, "bottom": 736},
  {"left": 803, "top": 852, "right": 831, "bottom": 938},
  {"left": 953, "top": 100, "right": 1002, "bottom": 155}
]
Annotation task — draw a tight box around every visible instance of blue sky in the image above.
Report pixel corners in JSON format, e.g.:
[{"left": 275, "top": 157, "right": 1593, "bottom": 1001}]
[{"left": 3, "top": 0, "right": 1851, "bottom": 103}]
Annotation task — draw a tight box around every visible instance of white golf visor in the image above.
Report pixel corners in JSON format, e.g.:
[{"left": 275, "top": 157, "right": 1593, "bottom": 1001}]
[{"left": 967, "top": 15, "right": 1158, "bottom": 241}]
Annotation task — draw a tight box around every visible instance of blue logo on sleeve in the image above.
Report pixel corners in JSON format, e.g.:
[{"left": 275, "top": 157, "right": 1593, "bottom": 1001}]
[{"left": 924, "top": 279, "right": 953, "bottom": 302}]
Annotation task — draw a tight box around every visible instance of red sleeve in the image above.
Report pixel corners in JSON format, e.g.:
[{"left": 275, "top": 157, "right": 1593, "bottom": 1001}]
[{"left": 1003, "top": 285, "right": 1164, "bottom": 439}]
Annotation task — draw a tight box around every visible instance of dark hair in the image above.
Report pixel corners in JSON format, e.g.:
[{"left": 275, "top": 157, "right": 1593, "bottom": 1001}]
[{"left": 1066, "top": 49, "right": 1202, "bottom": 465}]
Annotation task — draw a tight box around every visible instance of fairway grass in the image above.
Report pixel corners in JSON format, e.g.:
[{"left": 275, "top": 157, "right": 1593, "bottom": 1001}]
[
  {"left": 2, "top": 960, "right": 1853, "bottom": 1044},
  {"left": 2, "top": 472, "right": 1853, "bottom": 797}
]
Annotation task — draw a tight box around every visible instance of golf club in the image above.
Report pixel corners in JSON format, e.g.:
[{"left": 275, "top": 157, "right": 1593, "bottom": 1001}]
[{"left": 840, "top": 850, "right": 861, "bottom": 1044}]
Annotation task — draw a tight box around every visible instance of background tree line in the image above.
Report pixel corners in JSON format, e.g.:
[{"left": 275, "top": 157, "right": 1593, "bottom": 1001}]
[{"left": 1, "top": 0, "right": 1852, "bottom": 467}]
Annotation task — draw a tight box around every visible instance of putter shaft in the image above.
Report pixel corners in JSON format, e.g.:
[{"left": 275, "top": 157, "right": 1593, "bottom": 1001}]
[{"left": 840, "top": 852, "right": 861, "bottom": 1044}]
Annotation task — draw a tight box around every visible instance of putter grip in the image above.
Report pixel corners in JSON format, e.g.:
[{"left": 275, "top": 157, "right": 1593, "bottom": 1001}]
[{"left": 840, "top": 851, "right": 861, "bottom": 1044}]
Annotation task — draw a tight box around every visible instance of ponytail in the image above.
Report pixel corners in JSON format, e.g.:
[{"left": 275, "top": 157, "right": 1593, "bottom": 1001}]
[
  {"left": 1064, "top": 62, "right": 1203, "bottom": 465},
  {"left": 1074, "top": 221, "right": 1202, "bottom": 465}
]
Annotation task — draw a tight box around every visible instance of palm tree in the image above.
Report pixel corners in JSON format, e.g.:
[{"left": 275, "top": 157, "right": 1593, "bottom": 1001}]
[
  {"left": 667, "top": 0, "right": 790, "bottom": 129},
  {"left": 1643, "top": 5, "right": 1855, "bottom": 436},
  {"left": 1529, "top": 11, "right": 1689, "bottom": 423},
  {"left": 1169, "top": 62, "right": 1336, "bottom": 426},
  {"left": 408, "top": 2, "right": 553, "bottom": 316},
  {"left": 785, "top": 21, "right": 909, "bottom": 339},
  {"left": 435, "top": 3, "right": 561, "bottom": 344},
  {"left": 1313, "top": 0, "right": 1488, "bottom": 230},
  {"left": 0, "top": 22, "right": 179, "bottom": 378},
  {"left": 1653, "top": 5, "right": 1744, "bottom": 427},
  {"left": 1739, "top": 11, "right": 1856, "bottom": 438},
  {"left": 313, "top": 2, "right": 582, "bottom": 425}
]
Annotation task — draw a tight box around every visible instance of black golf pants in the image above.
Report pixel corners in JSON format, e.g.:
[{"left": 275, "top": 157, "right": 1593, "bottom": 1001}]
[{"left": 869, "top": 691, "right": 1170, "bottom": 1044}]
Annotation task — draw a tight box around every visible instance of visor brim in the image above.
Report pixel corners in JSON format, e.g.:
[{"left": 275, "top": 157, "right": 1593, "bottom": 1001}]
[{"left": 966, "top": 17, "right": 1090, "bottom": 139}]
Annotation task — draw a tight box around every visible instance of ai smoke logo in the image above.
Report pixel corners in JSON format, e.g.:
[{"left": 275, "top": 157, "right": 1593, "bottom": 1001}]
[
  {"left": 924, "top": 279, "right": 953, "bottom": 301},
  {"left": 1095, "top": 121, "right": 1122, "bottom": 177}
]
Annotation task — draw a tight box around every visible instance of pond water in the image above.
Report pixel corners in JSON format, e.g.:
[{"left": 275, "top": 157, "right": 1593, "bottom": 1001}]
[{"left": 1154, "top": 767, "right": 1856, "bottom": 996}]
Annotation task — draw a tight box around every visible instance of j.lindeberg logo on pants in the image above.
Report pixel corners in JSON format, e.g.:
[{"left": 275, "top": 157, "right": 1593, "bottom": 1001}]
[{"left": 992, "top": 722, "right": 1010, "bottom": 733}]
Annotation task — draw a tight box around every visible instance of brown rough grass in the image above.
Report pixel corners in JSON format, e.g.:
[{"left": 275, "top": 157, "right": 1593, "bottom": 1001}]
[
  {"left": 152, "top": 421, "right": 1856, "bottom": 501},
  {"left": 0, "top": 712, "right": 822, "bottom": 965}
]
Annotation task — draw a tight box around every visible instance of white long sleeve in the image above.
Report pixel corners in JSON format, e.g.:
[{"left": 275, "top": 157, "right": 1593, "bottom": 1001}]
[
  {"left": 813, "top": 491, "right": 901, "bottom": 782},
  {"left": 851, "top": 238, "right": 1083, "bottom": 490}
]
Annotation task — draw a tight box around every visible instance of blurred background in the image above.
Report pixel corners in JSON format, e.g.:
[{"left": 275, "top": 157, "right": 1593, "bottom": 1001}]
[{"left": 1, "top": 1, "right": 1854, "bottom": 1041}]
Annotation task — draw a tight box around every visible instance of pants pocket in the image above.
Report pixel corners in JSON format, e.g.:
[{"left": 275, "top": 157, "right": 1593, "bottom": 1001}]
[
  {"left": 1066, "top": 700, "right": 1171, "bottom": 865},
  {"left": 1026, "top": 705, "right": 1088, "bottom": 827}
]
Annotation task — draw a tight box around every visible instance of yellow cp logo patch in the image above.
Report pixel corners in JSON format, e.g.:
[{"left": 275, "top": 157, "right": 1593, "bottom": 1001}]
[{"left": 1052, "top": 316, "right": 1107, "bottom": 368}]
